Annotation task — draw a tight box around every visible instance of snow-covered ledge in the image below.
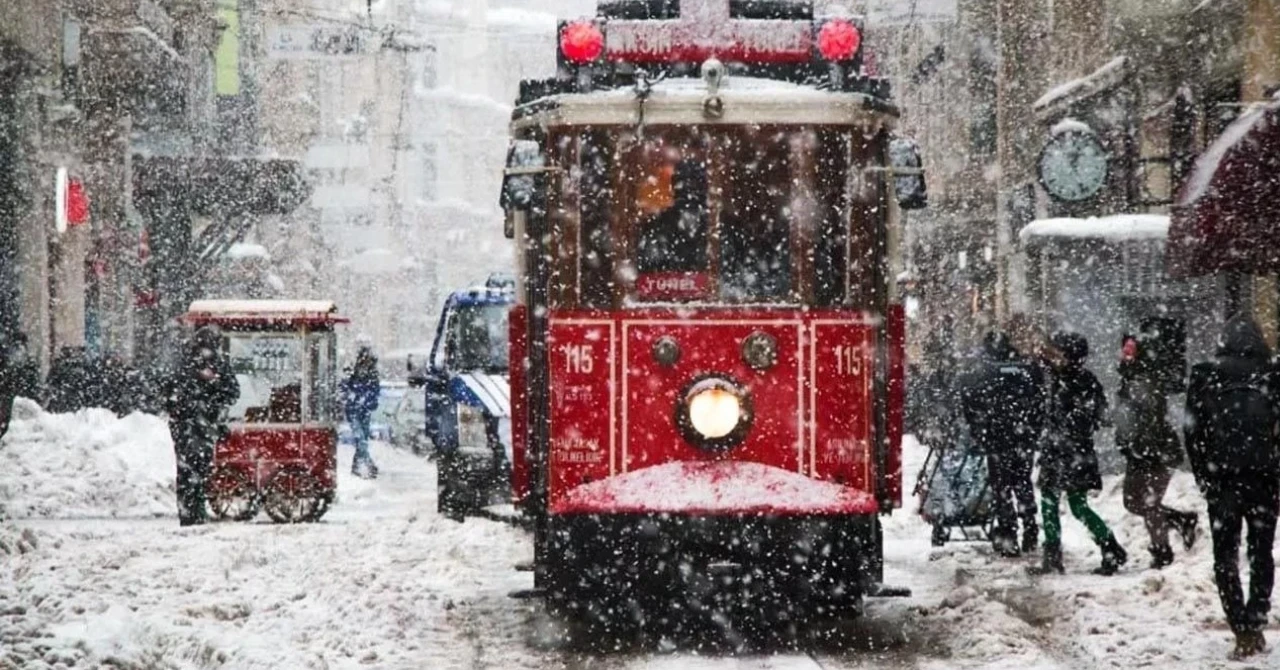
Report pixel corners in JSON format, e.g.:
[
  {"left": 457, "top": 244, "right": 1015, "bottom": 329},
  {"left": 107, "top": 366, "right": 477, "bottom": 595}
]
[{"left": 1019, "top": 214, "right": 1170, "bottom": 246}]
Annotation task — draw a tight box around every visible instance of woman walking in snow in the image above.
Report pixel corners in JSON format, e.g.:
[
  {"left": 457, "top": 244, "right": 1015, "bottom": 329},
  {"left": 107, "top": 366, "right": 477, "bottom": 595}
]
[
  {"left": 1115, "top": 332, "right": 1198, "bottom": 569},
  {"left": 1030, "top": 332, "right": 1127, "bottom": 576}
]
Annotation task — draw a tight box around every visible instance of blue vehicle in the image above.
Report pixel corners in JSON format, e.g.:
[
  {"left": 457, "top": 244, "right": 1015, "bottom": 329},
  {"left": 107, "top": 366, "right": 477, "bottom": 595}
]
[{"left": 417, "top": 275, "right": 515, "bottom": 520}]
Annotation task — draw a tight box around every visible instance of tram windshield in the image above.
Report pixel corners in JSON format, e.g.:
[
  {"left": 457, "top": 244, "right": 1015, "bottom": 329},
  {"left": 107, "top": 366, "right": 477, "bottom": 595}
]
[{"left": 570, "top": 125, "right": 881, "bottom": 308}]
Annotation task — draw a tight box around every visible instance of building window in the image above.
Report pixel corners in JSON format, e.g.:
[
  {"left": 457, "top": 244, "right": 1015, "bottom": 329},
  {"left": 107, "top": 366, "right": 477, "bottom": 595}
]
[
  {"left": 215, "top": 1, "right": 241, "bottom": 96},
  {"left": 421, "top": 142, "right": 438, "bottom": 201},
  {"left": 969, "top": 38, "right": 998, "bottom": 157},
  {"left": 422, "top": 49, "right": 437, "bottom": 90}
]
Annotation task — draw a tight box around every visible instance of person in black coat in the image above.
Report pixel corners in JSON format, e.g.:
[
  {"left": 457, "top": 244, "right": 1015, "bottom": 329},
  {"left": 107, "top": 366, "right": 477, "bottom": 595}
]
[
  {"left": 45, "top": 346, "right": 93, "bottom": 413},
  {"left": 1116, "top": 333, "right": 1198, "bottom": 569},
  {"left": 1186, "top": 317, "right": 1280, "bottom": 660},
  {"left": 0, "top": 332, "right": 42, "bottom": 442},
  {"left": 164, "top": 326, "right": 239, "bottom": 526},
  {"left": 959, "top": 331, "right": 1044, "bottom": 557},
  {"left": 636, "top": 159, "right": 709, "bottom": 275},
  {"left": 1030, "top": 332, "right": 1127, "bottom": 576}
]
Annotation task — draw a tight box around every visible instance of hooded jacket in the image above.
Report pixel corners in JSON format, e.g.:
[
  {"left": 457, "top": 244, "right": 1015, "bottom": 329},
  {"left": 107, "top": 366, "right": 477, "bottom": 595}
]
[
  {"left": 166, "top": 327, "right": 240, "bottom": 427},
  {"left": 1186, "top": 317, "right": 1280, "bottom": 489},
  {"left": 959, "top": 332, "right": 1046, "bottom": 454},
  {"left": 1038, "top": 333, "right": 1106, "bottom": 492}
]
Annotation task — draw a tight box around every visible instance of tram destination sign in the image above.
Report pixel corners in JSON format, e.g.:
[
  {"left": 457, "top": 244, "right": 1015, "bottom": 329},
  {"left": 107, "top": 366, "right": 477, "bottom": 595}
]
[{"left": 603, "top": 0, "right": 815, "bottom": 64}]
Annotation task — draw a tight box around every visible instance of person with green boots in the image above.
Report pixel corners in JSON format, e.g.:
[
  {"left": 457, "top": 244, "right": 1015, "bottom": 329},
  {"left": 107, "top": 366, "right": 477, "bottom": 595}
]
[{"left": 1030, "top": 332, "right": 1128, "bottom": 576}]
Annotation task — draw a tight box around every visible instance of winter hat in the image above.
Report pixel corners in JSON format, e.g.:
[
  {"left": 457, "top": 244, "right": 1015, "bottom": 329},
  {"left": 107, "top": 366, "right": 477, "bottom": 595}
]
[
  {"left": 1051, "top": 331, "right": 1089, "bottom": 363},
  {"left": 982, "top": 331, "right": 1016, "bottom": 361},
  {"left": 194, "top": 325, "right": 222, "bottom": 348}
]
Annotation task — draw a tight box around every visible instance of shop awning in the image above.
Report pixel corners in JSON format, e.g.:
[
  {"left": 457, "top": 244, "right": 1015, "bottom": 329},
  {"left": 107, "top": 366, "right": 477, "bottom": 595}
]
[
  {"left": 1166, "top": 95, "right": 1280, "bottom": 278},
  {"left": 135, "top": 156, "right": 312, "bottom": 216},
  {"left": 1020, "top": 214, "right": 1169, "bottom": 247}
]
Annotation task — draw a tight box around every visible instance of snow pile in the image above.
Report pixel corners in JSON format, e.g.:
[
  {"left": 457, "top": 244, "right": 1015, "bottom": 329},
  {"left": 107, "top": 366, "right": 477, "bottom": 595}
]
[
  {"left": 0, "top": 522, "right": 39, "bottom": 557},
  {"left": 557, "top": 460, "right": 877, "bottom": 515},
  {"left": 0, "top": 399, "right": 175, "bottom": 520},
  {"left": 1019, "top": 214, "right": 1170, "bottom": 245},
  {"left": 1, "top": 443, "right": 537, "bottom": 670},
  {"left": 1050, "top": 117, "right": 1093, "bottom": 136}
]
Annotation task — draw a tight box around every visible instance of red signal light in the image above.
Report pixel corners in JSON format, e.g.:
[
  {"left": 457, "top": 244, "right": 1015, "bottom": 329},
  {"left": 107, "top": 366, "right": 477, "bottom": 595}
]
[
  {"left": 817, "top": 20, "right": 861, "bottom": 62},
  {"left": 560, "top": 21, "right": 604, "bottom": 64}
]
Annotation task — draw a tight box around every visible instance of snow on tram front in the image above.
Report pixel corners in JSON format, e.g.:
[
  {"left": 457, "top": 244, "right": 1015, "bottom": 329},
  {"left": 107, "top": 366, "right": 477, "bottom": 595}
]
[{"left": 500, "top": 0, "right": 923, "bottom": 623}]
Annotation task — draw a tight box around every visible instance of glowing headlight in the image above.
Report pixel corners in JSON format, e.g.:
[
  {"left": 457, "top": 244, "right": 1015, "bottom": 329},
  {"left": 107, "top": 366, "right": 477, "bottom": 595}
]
[
  {"left": 456, "top": 405, "right": 489, "bottom": 450},
  {"left": 677, "top": 377, "right": 753, "bottom": 451},
  {"left": 688, "top": 388, "right": 741, "bottom": 439}
]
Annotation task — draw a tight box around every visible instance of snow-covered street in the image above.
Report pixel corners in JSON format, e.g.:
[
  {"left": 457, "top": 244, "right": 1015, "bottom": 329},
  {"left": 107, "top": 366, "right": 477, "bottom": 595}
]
[{"left": 1, "top": 405, "right": 1276, "bottom": 669}]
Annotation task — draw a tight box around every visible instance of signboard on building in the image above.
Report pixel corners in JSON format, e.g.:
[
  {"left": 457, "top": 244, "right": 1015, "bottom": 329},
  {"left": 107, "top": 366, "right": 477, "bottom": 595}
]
[
  {"left": 267, "top": 24, "right": 369, "bottom": 59},
  {"left": 863, "top": 0, "right": 957, "bottom": 25}
]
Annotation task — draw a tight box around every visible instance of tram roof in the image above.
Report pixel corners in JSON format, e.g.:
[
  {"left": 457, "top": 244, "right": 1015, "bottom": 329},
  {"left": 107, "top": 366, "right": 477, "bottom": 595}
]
[
  {"left": 184, "top": 300, "right": 349, "bottom": 326},
  {"left": 511, "top": 75, "right": 898, "bottom": 131}
]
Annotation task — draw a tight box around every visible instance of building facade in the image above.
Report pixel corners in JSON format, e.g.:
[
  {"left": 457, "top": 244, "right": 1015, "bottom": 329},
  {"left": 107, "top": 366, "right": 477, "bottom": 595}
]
[
  {"left": 250, "top": 0, "right": 583, "bottom": 355},
  {"left": 864, "top": 0, "right": 1280, "bottom": 368}
]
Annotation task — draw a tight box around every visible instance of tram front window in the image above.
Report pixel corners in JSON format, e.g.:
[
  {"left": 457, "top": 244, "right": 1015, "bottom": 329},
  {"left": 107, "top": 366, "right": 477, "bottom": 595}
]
[
  {"left": 445, "top": 304, "right": 510, "bottom": 373},
  {"left": 720, "top": 132, "right": 795, "bottom": 300},
  {"left": 601, "top": 127, "right": 824, "bottom": 304},
  {"left": 635, "top": 159, "right": 710, "bottom": 275}
]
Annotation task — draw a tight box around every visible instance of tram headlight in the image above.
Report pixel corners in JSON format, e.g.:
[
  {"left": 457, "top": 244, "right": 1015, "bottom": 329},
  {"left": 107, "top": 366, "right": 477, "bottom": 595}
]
[
  {"left": 456, "top": 405, "right": 489, "bottom": 451},
  {"left": 677, "top": 377, "right": 753, "bottom": 451}
]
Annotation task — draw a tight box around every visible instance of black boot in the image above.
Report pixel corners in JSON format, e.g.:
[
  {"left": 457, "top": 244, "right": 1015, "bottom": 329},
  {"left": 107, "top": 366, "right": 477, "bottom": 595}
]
[
  {"left": 1022, "top": 525, "right": 1039, "bottom": 554},
  {"left": 1175, "top": 512, "right": 1198, "bottom": 551},
  {"left": 1230, "top": 630, "right": 1267, "bottom": 660},
  {"left": 1093, "top": 536, "right": 1128, "bottom": 576},
  {"left": 1149, "top": 544, "right": 1174, "bottom": 569},
  {"left": 992, "top": 527, "right": 1021, "bottom": 558},
  {"left": 1027, "top": 542, "right": 1064, "bottom": 575}
]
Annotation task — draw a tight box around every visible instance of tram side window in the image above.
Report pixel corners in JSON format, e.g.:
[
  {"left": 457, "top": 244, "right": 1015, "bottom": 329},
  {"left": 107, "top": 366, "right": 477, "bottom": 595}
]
[
  {"left": 721, "top": 134, "right": 793, "bottom": 300},
  {"left": 635, "top": 158, "right": 710, "bottom": 274},
  {"left": 580, "top": 131, "right": 614, "bottom": 308},
  {"left": 814, "top": 130, "right": 851, "bottom": 306}
]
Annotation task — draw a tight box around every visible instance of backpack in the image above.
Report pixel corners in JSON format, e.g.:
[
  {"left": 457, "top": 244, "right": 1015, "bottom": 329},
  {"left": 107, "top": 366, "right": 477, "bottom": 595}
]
[{"left": 1204, "top": 375, "right": 1280, "bottom": 475}]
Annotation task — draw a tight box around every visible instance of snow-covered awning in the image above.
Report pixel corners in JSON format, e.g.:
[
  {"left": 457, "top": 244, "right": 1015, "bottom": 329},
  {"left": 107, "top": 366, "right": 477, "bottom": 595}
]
[
  {"left": 184, "top": 300, "right": 348, "bottom": 326},
  {"left": 223, "top": 243, "right": 271, "bottom": 261},
  {"left": 1167, "top": 94, "right": 1280, "bottom": 278},
  {"left": 1034, "top": 56, "right": 1129, "bottom": 114},
  {"left": 1019, "top": 214, "right": 1170, "bottom": 246}
]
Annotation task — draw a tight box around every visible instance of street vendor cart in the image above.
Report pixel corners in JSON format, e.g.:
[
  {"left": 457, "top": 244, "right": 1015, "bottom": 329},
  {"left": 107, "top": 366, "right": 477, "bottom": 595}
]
[{"left": 183, "top": 300, "right": 348, "bottom": 523}]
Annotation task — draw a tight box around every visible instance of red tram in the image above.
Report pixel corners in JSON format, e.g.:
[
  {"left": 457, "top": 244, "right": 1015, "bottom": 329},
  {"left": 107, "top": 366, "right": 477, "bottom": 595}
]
[{"left": 501, "top": 0, "right": 918, "bottom": 621}]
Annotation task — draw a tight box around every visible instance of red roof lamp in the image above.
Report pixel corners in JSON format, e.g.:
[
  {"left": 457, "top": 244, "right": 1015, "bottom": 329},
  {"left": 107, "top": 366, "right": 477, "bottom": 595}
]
[
  {"left": 560, "top": 21, "right": 604, "bottom": 64},
  {"left": 817, "top": 20, "right": 862, "bottom": 62}
]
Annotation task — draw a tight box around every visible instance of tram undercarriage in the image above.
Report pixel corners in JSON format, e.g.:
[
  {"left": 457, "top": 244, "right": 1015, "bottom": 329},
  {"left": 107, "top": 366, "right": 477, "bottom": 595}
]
[{"left": 542, "top": 513, "right": 884, "bottom": 625}]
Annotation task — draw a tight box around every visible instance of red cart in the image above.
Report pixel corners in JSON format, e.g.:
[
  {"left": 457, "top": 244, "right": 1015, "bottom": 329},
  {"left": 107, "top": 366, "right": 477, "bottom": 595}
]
[{"left": 183, "top": 300, "right": 348, "bottom": 523}]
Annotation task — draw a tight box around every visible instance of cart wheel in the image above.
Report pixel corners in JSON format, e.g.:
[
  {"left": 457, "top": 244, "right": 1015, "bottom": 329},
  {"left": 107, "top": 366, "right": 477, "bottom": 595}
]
[
  {"left": 263, "top": 466, "right": 323, "bottom": 524},
  {"left": 208, "top": 466, "right": 261, "bottom": 522},
  {"left": 304, "top": 493, "right": 334, "bottom": 523}
]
